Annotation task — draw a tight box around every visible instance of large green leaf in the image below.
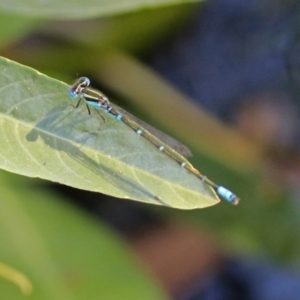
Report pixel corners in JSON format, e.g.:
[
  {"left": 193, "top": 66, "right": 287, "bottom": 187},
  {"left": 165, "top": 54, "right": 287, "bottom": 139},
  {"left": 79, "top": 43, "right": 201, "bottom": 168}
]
[
  {"left": 0, "top": 0, "right": 201, "bottom": 19},
  {"left": 0, "top": 170, "right": 168, "bottom": 300},
  {"left": 0, "top": 56, "right": 218, "bottom": 209}
]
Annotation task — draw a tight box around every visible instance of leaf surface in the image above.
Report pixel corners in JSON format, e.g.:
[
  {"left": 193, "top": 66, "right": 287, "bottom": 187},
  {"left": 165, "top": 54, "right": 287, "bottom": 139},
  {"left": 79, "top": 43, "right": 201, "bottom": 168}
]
[{"left": 0, "top": 57, "right": 218, "bottom": 209}]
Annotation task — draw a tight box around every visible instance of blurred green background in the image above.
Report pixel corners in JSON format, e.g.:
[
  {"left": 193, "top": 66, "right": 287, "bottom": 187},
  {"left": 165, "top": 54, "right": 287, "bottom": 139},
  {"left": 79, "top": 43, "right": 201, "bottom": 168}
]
[{"left": 1, "top": 0, "right": 300, "bottom": 299}]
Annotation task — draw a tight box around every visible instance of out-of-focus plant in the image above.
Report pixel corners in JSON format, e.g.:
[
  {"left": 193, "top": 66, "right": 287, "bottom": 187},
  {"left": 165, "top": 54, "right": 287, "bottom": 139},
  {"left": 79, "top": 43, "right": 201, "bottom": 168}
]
[{"left": 0, "top": 0, "right": 300, "bottom": 299}]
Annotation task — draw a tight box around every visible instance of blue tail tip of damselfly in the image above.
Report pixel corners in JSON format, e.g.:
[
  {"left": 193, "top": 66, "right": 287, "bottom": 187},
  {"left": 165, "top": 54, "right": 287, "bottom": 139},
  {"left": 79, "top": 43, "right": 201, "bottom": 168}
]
[{"left": 216, "top": 186, "right": 240, "bottom": 205}]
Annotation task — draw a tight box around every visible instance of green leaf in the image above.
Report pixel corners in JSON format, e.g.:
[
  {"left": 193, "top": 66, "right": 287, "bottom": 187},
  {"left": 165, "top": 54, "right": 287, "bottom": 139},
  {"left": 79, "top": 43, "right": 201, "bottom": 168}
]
[
  {"left": 0, "top": 170, "right": 168, "bottom": 300},
  {"left": 0, "top": 56, "right": 218, "bottom": 209},
  {"left": 0, "top": 0, "right": 201, "bottom": 20}
]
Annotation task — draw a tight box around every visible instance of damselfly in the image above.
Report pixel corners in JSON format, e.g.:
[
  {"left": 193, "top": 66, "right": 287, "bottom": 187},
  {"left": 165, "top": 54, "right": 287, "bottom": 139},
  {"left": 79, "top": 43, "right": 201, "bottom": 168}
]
[{"left": 68, "top": 77, "right": 240, "bottom": 205}]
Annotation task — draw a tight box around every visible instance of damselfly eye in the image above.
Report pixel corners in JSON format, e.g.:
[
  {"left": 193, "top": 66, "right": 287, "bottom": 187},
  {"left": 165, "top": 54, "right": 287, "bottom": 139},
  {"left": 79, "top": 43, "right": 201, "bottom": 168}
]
[{"left": 78, "top": 77, "right": 90, "bottom": 87}]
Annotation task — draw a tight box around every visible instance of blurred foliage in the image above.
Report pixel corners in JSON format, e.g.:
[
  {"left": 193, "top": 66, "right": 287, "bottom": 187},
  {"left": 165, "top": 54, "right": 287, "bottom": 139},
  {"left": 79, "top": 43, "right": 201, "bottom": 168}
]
[
  {"left": 0, "top": 0, "right": 300, "bottom": 299},
  {"left": 0, "top": 0, "right": 201, "bottom": 19},
  {"left": 0, "top": 170, "right": 167, "bottom": 299}
]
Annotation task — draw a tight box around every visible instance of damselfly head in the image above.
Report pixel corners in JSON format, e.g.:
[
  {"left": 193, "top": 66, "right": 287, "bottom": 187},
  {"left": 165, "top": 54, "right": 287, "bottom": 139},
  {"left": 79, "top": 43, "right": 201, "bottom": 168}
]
[
  {"left": 78, "top": 77, "right": 90, "bottom": 87},
  {"left": 69, "top": 77, "right": 91, "bottom": 99}
]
